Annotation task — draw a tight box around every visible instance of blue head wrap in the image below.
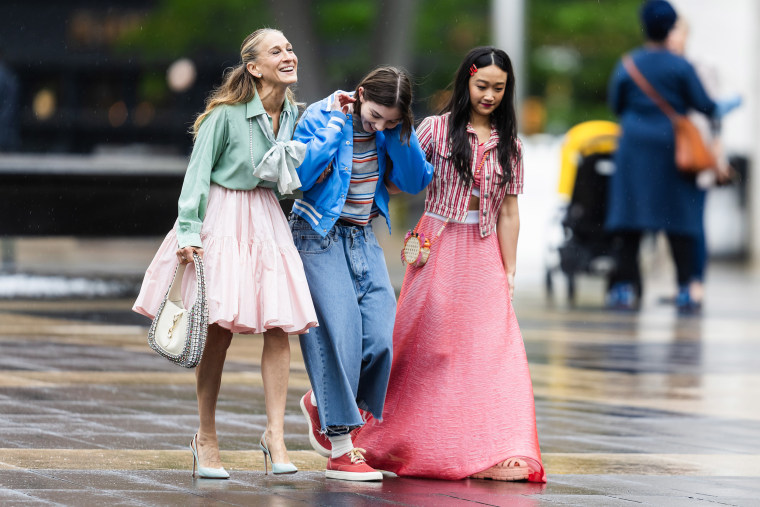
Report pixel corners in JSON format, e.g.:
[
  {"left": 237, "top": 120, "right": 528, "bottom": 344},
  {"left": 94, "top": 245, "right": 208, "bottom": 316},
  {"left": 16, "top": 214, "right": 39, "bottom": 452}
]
[{"left": 640, "top": 0, "right": 677, "bottom": 42}]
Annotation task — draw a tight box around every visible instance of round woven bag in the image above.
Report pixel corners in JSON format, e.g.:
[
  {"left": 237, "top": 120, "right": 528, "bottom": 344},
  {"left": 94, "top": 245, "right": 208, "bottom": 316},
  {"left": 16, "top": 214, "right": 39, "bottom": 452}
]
[{"left": 401, "top": 231, "right": 431, "bottom": 267}]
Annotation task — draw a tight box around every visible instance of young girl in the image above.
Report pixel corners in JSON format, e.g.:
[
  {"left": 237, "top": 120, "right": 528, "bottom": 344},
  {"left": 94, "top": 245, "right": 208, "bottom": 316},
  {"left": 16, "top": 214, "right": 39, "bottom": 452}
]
[
  {"left": 353, "top": 47, "right": 546, "bottom": 482},
  {"left": 290, "top": 66, "right": 434, "bottom": 481},
  {"left": 133, "top": 28, "right": 317, "bottom": 478}
]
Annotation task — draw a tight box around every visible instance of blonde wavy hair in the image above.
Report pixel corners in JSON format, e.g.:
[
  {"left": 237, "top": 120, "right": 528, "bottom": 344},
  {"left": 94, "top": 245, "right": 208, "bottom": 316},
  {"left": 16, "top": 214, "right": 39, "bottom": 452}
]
[{"left": 192, "top": 28, "right": 296, "bottom": 138}]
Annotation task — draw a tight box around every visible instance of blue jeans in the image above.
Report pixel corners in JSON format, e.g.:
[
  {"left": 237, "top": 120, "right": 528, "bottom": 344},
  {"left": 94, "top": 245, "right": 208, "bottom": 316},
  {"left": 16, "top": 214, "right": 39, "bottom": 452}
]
[{"left": 290, "top": 216, "right": 395, "bottom": 435}]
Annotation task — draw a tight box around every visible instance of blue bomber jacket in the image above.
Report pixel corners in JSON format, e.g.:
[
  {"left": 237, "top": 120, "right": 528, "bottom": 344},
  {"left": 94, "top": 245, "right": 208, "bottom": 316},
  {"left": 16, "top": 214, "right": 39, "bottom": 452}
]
[{"left": 292, "top": 90, "right": 434, "bottom": 237}]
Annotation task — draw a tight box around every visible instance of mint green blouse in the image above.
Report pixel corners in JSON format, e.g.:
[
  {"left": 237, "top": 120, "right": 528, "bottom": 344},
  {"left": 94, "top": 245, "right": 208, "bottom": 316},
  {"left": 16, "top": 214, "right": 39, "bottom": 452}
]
[{"left": 176, "top": 92, "right": 300, "bottom": 248}]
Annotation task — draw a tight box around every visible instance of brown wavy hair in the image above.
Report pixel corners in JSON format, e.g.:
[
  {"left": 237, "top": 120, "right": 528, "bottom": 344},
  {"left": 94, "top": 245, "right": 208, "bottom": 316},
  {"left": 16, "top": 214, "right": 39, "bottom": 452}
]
[
  {"left": 354, "top": 66, "right": 413, "bottom": 145},
  {"left": 192, "top": 28, "right": 296, "bottom": 138}
]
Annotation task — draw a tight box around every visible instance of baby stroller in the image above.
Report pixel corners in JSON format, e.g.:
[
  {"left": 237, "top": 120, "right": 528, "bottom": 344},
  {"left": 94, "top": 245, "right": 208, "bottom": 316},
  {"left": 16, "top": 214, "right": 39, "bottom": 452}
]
[{"left": 545, "top": 120, "right": 620, "bottom": 303}]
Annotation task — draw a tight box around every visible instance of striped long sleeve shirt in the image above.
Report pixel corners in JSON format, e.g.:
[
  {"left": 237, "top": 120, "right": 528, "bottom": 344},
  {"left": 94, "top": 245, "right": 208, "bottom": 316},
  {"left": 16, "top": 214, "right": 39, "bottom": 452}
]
[{"left": 339, "top": 124, "right": 380, "bottom": 225}]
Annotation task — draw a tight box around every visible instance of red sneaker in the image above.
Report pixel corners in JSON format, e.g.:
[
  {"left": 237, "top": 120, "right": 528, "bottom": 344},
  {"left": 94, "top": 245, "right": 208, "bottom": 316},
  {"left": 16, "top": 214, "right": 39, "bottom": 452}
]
[
  {"left": 326, "top": 448, "right": 383, "bottom": 481},
  {"left": 300, "top": 390, "right": 331, "bottom": 457}
]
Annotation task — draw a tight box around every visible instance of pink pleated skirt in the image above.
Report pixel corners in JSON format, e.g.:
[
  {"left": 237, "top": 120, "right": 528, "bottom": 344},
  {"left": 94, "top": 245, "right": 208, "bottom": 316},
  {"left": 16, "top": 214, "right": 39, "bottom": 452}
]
[
  {"left": 133, "top": 185, "right": 318, "bottom": 335},
  {"left": 354, "top": 214, "right": 545, "bottom": 482}
]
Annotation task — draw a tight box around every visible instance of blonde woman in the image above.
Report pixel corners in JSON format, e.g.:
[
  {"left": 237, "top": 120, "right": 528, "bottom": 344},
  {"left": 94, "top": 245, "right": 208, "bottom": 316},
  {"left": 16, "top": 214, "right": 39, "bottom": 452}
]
[{"left": 133, "top": 28, "right": 317, "bottom": 478}]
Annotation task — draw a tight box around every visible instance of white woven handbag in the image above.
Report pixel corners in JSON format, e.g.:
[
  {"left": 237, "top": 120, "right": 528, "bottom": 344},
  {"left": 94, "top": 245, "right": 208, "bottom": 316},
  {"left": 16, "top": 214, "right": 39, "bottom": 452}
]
[{"left": 147, "top": 252, "right": 208, "bottom": 368}]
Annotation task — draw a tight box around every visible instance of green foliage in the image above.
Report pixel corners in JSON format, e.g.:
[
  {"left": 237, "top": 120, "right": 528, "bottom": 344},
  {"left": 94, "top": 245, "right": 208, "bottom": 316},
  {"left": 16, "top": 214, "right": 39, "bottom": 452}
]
[
  {"left": 137, "top": 72, "right": 168, "bottom": 103},
  {"left": 118, "top": 0, "right": 273, "bottom": 59},
  {"left": 313, "top": 0, "right": 375, "bottom": 38},
  {"left": 414, "top": 0, "right": 491, "bottom": 112},
  {"left": 528, "top": 0, "right": 644, "bottom": 132},
  {"left": 116, "top": 0, "right": 274, "bottom": 108},
  {"left": 312, "top": 0, "right": 377, "bottom": 87},
  {"left": 115, "top": 0, "right": 645, "bottom": 133}
]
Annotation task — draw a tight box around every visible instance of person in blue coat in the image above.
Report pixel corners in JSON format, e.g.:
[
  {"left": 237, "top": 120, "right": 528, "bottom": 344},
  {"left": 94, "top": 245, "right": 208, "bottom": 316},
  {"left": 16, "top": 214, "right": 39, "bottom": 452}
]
[
  {"left": 289, "top": 66, "right": 434, "bottom": 481},
  {"left": 605, "top": 0, "right": 738, "bottom": 312}
]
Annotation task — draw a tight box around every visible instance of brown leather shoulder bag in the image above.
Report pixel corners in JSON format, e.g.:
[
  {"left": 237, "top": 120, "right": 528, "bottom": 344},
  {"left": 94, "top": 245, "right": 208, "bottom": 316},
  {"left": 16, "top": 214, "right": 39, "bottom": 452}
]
[{"left": 622, "top": 55, "right": 715, "bottom": 173}]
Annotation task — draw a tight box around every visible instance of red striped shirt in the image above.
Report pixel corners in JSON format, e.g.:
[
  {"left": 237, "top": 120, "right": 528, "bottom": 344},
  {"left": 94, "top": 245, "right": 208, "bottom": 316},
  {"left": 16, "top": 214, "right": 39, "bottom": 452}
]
[{"left": 416, "top": 113, "right": 524, "bottom": 237}]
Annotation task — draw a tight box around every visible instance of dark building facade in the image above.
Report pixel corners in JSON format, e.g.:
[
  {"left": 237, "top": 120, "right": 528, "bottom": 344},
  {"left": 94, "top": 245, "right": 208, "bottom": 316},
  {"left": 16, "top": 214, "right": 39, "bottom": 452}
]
[{"left": 2, "top": 0, "right": 236, "bottom": 154}]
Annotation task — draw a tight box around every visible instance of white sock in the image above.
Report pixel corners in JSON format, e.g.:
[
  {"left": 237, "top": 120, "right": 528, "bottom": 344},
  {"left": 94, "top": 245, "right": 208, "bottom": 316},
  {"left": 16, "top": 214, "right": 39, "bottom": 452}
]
[
  {"left": 311, "top": 391, "right": 317, "bottom": 406},
  {"left": 329, "top": 434, "right": 353, "bottom": 458}
]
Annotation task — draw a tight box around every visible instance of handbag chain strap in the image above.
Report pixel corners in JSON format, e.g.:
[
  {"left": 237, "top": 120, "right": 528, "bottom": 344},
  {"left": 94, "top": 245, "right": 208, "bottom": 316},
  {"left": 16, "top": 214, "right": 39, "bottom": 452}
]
[
  {"left": 622, "top": 55, "right": 680, "bottom": 122},
  {"left": 412, "top": 149, "right": 490, "bottom": 244}
]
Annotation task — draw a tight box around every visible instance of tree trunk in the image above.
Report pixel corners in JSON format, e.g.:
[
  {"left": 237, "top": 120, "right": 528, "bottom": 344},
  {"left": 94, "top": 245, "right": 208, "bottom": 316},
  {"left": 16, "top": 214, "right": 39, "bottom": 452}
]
[
  {"left": 371, "top": 0, "right": 419, "bottom": 70},
  {"left": 268, "top": 0, "right": 327, "bottom": 103}
]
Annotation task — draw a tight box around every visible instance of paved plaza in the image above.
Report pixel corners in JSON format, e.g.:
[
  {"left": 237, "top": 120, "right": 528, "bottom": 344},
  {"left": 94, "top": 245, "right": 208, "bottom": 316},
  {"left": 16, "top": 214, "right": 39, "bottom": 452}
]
[{"left": 1, "top": 259, "right": 759, "bottom": 506}]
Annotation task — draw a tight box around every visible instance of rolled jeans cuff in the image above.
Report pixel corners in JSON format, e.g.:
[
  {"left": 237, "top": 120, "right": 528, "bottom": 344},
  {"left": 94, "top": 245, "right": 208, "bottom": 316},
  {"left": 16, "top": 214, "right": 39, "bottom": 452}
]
[{"left": 325, "top": 425, "right": 361, "bottom": 437}]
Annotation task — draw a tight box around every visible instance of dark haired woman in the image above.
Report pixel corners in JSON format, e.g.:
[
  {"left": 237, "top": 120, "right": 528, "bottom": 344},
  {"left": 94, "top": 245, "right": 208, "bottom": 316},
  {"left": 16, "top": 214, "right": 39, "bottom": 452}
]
[
  {"left": 353, "top": 47, "right": 545, "bottom": 482},
  {"left": 290, "top": 66, "right": 434, "bottom": 481},
  {"left": 133, "top": 29, "right": 316, "bottom": 478}
]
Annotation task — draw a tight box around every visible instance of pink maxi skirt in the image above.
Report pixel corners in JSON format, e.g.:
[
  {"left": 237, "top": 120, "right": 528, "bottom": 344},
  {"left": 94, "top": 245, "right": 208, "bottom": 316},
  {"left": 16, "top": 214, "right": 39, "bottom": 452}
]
[
  {"left": 354, "top": 214, "right": 545, "bottom": 481},
  {"left": 133, "top": 185, "right": 317, "bottom": 335}
]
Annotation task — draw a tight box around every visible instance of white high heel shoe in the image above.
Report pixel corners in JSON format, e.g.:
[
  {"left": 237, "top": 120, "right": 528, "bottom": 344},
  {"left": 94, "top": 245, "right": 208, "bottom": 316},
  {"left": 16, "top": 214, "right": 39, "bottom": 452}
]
[
  {"left": 260, "top": 432, "right": 298, "bottom": 475},
  {"left": 190, "top": 434, "right": 230, "bottom": 479}
]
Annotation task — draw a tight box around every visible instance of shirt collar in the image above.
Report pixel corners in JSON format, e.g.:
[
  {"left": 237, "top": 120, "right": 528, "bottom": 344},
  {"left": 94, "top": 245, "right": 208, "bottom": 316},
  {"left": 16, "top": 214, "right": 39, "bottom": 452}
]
[
  {"left": 246, "top": 89, "right": 297, "bottom": 119},
  {"left": 466, "top": 122, "right": 500, "bottom": 149}
]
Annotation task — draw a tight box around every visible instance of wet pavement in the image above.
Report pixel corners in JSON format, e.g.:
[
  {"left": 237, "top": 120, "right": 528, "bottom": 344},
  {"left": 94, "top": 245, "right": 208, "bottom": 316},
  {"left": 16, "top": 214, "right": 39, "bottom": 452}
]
[{"left": 1, "top": 262, "right": 760, "bottom": 506}]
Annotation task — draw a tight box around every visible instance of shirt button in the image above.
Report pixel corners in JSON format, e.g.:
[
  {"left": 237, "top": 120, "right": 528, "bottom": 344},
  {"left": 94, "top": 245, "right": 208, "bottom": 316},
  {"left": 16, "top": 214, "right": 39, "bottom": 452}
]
[
  {"left": 323, "top": 229, "right": 327, "bottom": 232},
  {"left": 485, "top": 174, "right": 491, "bottom": 180},
  {"left": 482, "top": 210, "right": 487, "bottom": 216},
  {"left": 340, "top": 194, "right": 345, "bottom": 198},
  {"left": 484, "top": 193, "right": 490, "bottom": 198},
  {"left": 345, "top": 141, "right": 351, "bottom": 145}
]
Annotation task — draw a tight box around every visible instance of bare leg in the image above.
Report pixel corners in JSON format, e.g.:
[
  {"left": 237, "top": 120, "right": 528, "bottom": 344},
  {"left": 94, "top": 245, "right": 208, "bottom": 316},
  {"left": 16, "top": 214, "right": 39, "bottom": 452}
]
[
  {"left": 261, "top": 327, "right": 292, "bottom": 464},
  {"left": 195, "top": 323, "right": 232, "bottom": 468}
]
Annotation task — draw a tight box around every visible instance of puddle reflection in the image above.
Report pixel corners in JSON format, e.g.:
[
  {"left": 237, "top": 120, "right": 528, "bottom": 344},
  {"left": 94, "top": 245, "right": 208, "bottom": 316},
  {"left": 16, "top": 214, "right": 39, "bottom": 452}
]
[{"left": 324, "top": 475, "right": 546, "bottom": 505}]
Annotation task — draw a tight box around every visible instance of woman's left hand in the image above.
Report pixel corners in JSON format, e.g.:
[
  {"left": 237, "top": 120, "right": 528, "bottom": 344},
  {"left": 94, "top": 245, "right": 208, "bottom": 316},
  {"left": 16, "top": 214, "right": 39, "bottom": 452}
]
[
  {"left": 176, "top": 246, "right": 203, "bottom": 265},
  {"left": 330, "top": 92, "right": 356, "bottom": 115},
  {"left": 507, "top": 272, "right": 515, "bottom": 300},
  {"left": 316, "top": 163, "right": 333, "bottom": 184}
]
